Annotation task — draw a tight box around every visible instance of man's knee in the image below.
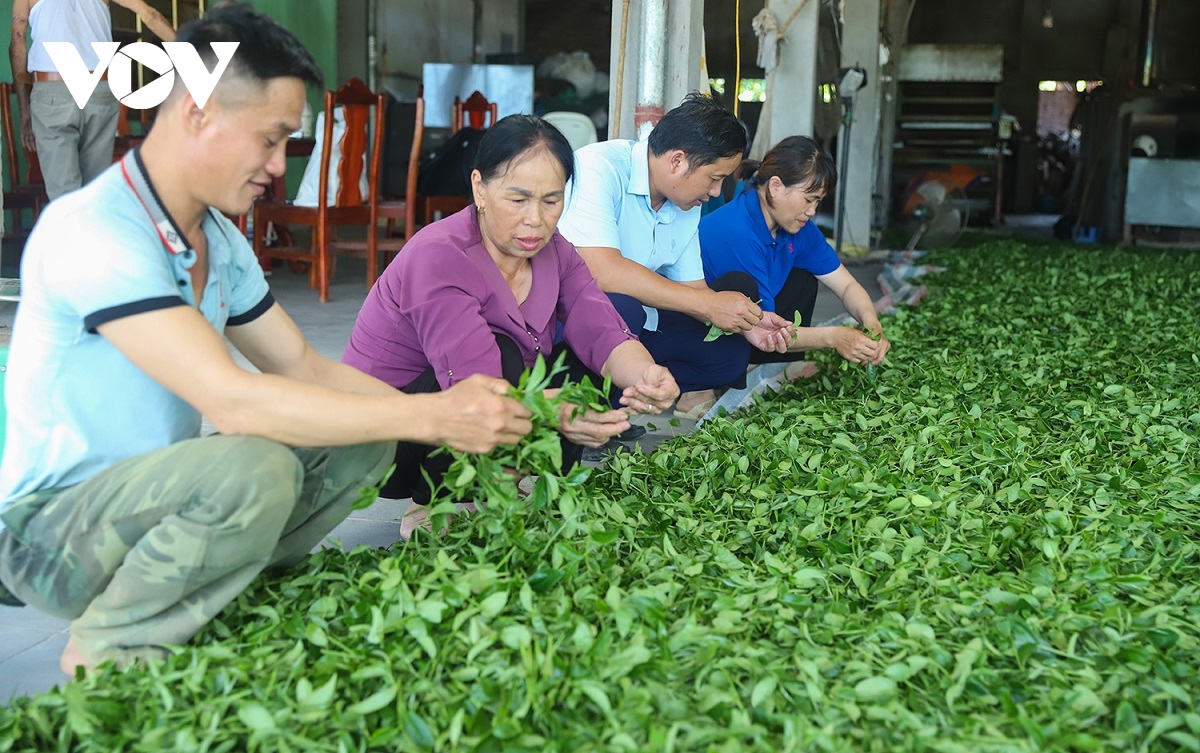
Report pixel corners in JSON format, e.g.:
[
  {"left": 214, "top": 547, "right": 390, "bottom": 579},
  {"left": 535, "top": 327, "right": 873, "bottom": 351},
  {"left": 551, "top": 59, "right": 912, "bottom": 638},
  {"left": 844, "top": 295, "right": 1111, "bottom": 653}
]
[
  {"left": 182, "top": 437, "right": 303, "bottom": 530},
  {"left": 708, "top": 337, "right": 753, "bottom": 386},
  {"left": 329, "top": 441, "right": 395, "bottom": 492}
]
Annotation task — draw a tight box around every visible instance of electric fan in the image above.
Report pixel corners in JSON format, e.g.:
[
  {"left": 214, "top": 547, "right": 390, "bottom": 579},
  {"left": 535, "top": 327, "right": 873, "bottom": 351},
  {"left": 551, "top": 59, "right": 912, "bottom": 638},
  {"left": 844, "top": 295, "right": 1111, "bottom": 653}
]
[{"left": 902, "top": 178, "right": 969, "bottom": 250}]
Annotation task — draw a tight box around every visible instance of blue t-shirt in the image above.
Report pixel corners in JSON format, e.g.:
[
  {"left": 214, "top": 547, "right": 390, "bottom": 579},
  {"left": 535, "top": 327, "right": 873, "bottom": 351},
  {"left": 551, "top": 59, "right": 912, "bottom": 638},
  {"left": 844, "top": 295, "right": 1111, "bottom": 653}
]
[
  {"left": 699, "top": 186, "right": 840, "bottom": 313},
  {"left": 0, "top": 152, "right": 273, "bottom": 511}
]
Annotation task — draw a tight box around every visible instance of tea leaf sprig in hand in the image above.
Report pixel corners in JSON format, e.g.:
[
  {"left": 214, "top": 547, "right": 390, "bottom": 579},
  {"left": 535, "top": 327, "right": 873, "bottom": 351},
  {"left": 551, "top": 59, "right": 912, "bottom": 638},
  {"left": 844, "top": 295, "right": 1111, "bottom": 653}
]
[
  {"left": 425, "top": 352, "right": 608, "bottom": 536},
  {"left": 703, "top": 296, "right": 762, "bottom": 341},
  {"left": 862, "top": 324, "right": 882, "bottom": 381}
]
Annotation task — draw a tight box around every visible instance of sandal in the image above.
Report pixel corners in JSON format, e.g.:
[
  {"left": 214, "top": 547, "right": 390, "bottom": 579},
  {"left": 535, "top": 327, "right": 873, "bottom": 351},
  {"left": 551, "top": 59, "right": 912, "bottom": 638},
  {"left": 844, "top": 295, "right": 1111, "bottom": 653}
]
[
  {"left": 673, "top": 397, "right": 717, "bottom": 421},
  {"left": 785, "top": 361, "right": 821, "bottom": 381}
]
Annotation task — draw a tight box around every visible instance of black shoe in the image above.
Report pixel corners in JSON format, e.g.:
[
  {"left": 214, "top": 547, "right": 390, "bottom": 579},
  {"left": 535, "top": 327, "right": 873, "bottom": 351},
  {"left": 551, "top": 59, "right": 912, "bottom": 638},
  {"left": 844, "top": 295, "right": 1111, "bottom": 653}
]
[
  {"left": 582, "top": 438, "right": 628, "bottom": 462},
  {"left": 616, "top": 424, "right": 647, "bottom": 442}
]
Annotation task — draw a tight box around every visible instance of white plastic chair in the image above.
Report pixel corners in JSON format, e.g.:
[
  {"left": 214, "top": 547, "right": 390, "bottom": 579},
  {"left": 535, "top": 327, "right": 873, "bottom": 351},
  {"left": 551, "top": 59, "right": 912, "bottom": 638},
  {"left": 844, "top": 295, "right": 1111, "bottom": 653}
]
[{"left": 542, "top": 111, "right": 598, "bottom": 152}]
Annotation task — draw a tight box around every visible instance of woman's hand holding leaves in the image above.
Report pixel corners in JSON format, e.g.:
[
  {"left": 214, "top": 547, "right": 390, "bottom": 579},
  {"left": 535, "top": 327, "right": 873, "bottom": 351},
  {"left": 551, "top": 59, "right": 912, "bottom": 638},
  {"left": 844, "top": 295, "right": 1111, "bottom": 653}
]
[
  {"left": 556, "top": 404, "right": 630, "bottom": 447},
  {"left": 618, "top": 364, "right": 679, "bottom": 414},
  {"left": 745, "top": 311, "right": 794, "bottom": 353}
]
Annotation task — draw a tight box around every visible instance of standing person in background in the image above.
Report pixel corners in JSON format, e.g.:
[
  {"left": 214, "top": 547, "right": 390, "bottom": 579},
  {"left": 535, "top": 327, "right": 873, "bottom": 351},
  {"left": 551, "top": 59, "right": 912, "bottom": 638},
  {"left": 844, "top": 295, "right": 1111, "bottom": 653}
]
[
  {"left": 9, "top": 0, "right": 176, "bottom": 200},
  {"left": 700, "top": 136, "right": 890, "bottom": 374},
  {"left": 557, "top": 93, "right": 792, "bottom": 426}
]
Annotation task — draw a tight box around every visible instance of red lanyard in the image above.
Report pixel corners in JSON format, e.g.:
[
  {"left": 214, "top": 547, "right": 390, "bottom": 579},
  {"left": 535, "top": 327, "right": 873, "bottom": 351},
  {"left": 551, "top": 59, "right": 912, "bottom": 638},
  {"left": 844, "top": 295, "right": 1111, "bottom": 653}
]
[{"left": 118, "top": 149, "right": 197, "bottom": 269}]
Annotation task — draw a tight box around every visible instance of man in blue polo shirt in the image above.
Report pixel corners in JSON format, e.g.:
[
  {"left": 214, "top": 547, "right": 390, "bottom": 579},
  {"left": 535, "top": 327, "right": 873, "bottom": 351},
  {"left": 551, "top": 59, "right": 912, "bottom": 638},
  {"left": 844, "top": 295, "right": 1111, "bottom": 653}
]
[
  {"left": 700, "top": 135, "right": 890, "bottom": 372},
  {"left": 557, "top": 93, "right": 794, "bottom": 420},
  {"left": 0, "top": 4, "right": 532, "bottom": 674}
]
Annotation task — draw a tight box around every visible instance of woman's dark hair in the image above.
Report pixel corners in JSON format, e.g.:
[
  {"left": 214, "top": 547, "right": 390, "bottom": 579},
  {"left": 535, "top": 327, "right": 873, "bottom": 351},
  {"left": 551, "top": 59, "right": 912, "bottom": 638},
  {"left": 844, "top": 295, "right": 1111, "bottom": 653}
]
[
  {"left": 648, "top": 92, "right": 749, "bottom": 169},
  {"left": 473, "top": 114, "right": 575, "bottom": 185},
  {"left": 175, "top": 2, "right": 323, "bottom": 88},
  {"left": 735, "top": 135, "right": 837, "bottom": 207}
]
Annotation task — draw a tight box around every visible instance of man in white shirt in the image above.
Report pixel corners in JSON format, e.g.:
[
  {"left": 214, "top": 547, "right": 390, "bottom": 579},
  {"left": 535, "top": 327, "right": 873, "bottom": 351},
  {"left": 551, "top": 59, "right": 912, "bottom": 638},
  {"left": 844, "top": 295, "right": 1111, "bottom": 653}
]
[
  {"left": 10, "top": 0, "right": 176, "bottom": 199},
  {"left": 558, "top": 93, "right": 793, "bottom": 417}
]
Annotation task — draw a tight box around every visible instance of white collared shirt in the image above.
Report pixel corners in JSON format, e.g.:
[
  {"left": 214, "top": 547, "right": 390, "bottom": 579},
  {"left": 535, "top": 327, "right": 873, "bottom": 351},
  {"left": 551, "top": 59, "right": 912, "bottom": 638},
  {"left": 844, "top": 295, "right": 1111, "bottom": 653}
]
[{"left": 558, "top": 139, "right": 705, "bottom": 331}]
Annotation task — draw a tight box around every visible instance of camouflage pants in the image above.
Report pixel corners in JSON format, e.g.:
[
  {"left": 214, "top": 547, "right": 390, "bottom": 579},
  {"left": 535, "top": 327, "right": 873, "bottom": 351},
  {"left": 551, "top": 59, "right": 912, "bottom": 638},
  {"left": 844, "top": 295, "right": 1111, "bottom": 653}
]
[{"left": 0, "top": 435, "right": 393, "bottom": 666}]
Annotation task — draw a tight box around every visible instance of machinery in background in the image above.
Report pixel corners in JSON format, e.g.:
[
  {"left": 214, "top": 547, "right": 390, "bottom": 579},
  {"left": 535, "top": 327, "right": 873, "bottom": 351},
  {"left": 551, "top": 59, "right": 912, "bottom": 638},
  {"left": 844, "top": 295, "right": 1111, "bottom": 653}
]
[
  {"left": 891, "top": 44, "right": 1006, "bottom": 230},
  {"left": 1054, "top": 86, "right": 1200, "bottom": 246},
  {"left": 1121, "top": 98, "right": 1200, "bottom": 246}
]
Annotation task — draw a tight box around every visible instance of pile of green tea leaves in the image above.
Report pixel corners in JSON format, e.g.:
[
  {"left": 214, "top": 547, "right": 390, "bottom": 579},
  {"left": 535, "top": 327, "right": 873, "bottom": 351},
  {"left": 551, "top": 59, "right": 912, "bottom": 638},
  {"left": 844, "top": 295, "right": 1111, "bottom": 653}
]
[{"left": 3, "top": 239, "right": 1200, "bottom": 752}]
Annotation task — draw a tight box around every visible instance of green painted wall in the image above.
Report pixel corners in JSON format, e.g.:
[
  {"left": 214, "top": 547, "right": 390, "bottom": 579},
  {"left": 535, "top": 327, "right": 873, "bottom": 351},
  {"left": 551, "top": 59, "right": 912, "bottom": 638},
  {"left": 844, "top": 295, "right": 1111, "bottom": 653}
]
[
  {"left": 248, "top": 0, "right": 339, "bottom": 112},
  {"left": 247, "top": 0, "right": 340, "bottom": 198}
]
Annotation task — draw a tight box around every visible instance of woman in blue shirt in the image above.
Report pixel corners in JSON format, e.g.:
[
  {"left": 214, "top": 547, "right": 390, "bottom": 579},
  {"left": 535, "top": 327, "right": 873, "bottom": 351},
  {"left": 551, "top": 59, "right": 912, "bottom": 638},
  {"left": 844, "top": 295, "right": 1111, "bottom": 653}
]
[{"left": 699, "top": 136, "right": 890, "bottom": 370}]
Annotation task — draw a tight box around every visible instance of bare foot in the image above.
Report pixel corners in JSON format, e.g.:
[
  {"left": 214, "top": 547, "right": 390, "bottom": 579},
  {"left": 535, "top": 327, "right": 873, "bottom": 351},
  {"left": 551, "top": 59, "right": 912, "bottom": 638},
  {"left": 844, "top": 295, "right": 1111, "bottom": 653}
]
[
  {"left": 785, "top": 361, "right": 820, "bottom": 381},
  {"left": 676, "top": 389, "right": 718, "bottom": 414},
  {"left": 400, "top": 500, "right": 481, "bottom": 540},
  {"left": 59, "top": 635, "right": 94, "bottom": 677},
  {"left": 399, "top": 502, "right": 432, "bottom": 540}
]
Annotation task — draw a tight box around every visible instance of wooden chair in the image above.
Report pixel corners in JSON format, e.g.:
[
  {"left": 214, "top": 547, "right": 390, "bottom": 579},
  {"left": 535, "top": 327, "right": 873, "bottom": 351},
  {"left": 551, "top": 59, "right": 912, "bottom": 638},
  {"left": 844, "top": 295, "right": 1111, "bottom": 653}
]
[
  {"left": 252, "top": 78, "right": 422, "bottom": 302},
  {"left": 377, "top": 96, "right": 425, "bottom": 247},
  {"left": 0, "top": 82, "right": 48, "bottom": 235},
  {"left": 412, "top": 90, "right": 497, "bottom": 229},
  {"left": 451, "top": 90, "right": 498, "bottom": 131}
]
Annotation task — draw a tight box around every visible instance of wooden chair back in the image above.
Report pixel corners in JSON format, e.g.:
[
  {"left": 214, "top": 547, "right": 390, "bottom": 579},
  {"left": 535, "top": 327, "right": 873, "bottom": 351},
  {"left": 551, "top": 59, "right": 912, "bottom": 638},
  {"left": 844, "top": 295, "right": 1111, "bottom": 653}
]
[
  {"left": 451, "top": 90, "right": 498, "bottom": 132},
  {"left": 316, "top": 77, "right": 383, "bottom": 209},
  {"left": 253, "top": 78, "right": 425, "bottom": 301}
]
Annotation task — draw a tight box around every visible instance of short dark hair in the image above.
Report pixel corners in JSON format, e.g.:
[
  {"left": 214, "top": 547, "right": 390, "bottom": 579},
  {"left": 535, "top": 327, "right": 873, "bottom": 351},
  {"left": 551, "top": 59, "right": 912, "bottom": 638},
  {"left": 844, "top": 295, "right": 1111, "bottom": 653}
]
[
  {"left": 474, "top": 114, "right": 575, "bottom": 185},
  {"left": 175, "top": 2, "right": 323, "bottom": 89},
  {"left": 736, "top": 135, "right": 837, "bottom": 207},
  {"left": 647, "top": 92, "right": 748, "bottom": 168}
]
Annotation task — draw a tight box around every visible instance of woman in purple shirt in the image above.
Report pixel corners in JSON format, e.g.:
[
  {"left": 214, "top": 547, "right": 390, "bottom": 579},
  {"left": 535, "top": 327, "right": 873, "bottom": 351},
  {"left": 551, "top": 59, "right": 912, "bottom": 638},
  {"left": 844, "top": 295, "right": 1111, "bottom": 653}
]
[{"left": 345, "top": 115, "right": 679, "bottom": 531}]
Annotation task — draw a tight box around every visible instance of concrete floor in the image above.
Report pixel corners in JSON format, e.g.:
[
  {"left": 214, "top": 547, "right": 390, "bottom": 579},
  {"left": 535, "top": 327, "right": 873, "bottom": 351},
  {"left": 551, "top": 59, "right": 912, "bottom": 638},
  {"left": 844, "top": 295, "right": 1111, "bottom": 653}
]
[{"left": 0, "top": 242, "right": 884, "bottom": 702}]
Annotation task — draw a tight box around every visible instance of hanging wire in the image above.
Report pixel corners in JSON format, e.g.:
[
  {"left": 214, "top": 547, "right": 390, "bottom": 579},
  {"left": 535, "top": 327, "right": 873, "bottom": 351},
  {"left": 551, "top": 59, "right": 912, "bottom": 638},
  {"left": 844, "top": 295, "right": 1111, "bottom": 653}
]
[{"left": 733, "top": 0, "right": 742, "bottom": 116}]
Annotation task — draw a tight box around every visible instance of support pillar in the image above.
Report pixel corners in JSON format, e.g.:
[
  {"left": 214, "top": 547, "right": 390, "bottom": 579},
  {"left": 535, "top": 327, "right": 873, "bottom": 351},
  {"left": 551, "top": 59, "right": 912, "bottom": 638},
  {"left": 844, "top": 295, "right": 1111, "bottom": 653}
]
[
  {"left": 874, "top": 0, "right": 911, "bottom": 228},
  {"left": 838, "top": 0, "right": 883, "bottom": 251},
  {"left": 609, "top": 0, "right": 704, "bottom": 141},
  {"left": 635, "top": 0, "right": 668, "bottom": 140},
  {"left": 665, "top": 0, "right": 704, "bottom": 119},
  {"left": 753, "top": 0, "right": 819, "bottom": 159}
]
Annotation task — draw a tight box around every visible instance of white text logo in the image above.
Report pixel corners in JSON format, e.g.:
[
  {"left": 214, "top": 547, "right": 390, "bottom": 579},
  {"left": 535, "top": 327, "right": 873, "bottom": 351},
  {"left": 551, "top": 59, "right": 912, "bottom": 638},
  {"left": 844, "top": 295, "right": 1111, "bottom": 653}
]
[{"left": 41, "top": 41, "right": 239, "bottom": 109}]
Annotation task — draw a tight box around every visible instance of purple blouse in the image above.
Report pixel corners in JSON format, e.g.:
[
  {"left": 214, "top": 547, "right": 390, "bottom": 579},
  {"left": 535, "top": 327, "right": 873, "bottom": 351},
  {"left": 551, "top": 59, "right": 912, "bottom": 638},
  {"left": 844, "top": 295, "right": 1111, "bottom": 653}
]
[{"left": 343, "top": 206, "right": 637, "bottom": 390}]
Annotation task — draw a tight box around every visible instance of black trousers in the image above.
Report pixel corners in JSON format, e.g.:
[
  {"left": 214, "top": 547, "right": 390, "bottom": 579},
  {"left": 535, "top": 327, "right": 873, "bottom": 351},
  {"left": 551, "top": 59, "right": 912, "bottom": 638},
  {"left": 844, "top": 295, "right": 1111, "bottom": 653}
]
[
  {"left": 608, "top": 271, "right": 759, "bottom": 393},
  {"left": 749, "top": 268, "right": 820, "bottom": 365},
  {"left": 382, "top": 334, "right": 589, "bottom": 503}
]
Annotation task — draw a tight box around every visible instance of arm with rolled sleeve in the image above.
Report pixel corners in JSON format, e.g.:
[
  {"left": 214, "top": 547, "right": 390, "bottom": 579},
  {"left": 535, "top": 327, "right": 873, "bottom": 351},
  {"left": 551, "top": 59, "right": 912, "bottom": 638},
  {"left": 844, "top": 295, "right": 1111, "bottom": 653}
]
[{"left": 42, "top": 215, "right": 186, "bottom": 331}]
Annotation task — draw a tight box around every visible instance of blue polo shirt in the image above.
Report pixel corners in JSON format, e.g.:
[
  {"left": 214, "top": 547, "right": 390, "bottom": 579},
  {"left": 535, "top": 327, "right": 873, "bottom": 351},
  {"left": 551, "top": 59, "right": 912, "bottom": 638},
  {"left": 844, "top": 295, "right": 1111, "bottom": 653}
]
[
  {"left": 700, "top": 186, "right": 840, "bottom": 313},
  {"left": 558, "top": 139, "right": 704, "bottom": 331},
  {"left": 0, "top": 152, "right": 273, "bottom": 513}
]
